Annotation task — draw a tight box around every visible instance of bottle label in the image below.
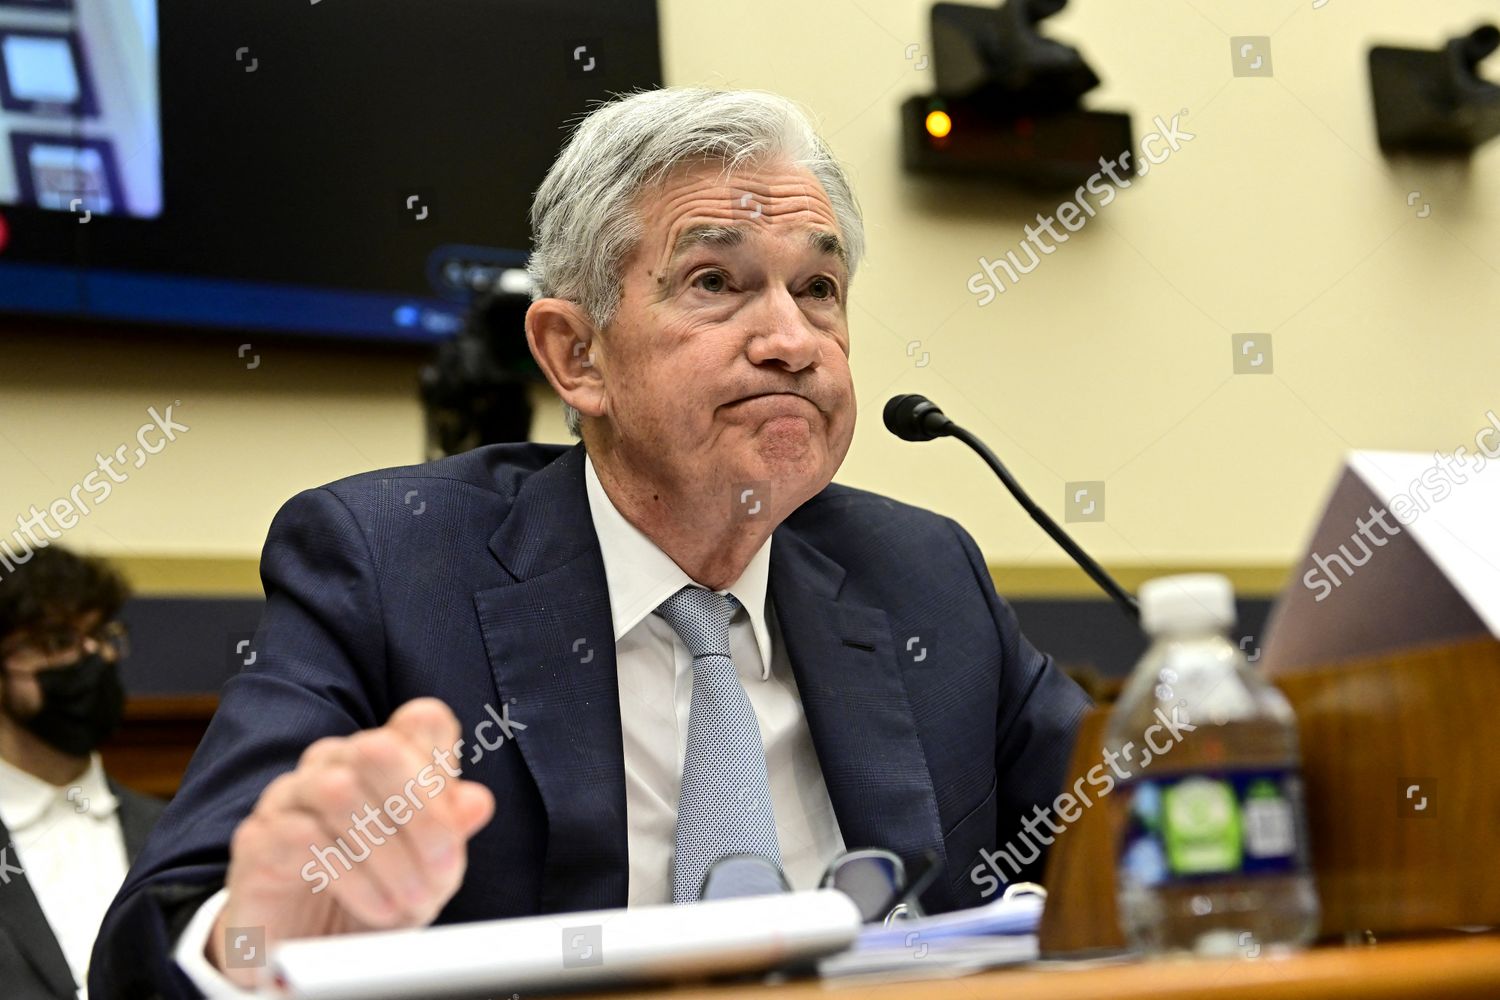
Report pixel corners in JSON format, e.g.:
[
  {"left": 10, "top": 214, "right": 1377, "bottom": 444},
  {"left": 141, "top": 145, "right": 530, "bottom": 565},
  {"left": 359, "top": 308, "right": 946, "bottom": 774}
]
[{"left": 1118, "top": 769, "right": 1311, "bottom": 886}]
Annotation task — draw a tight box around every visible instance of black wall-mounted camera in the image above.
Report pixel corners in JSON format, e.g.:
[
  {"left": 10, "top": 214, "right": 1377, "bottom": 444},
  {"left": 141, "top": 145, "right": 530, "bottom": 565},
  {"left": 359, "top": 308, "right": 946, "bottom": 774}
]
[
  {"left": 900, "top": 0, "right": 1133, "bottom": 188},
  {"left": 1370, "top": 25, "right": 1500, "bottom": 154}
]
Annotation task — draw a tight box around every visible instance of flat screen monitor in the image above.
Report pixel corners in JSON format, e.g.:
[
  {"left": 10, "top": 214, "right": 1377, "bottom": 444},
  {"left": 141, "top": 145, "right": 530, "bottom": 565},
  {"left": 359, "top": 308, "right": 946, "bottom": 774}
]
[{"left": 0, "top": 0, "right": 663, "bottom": 342}]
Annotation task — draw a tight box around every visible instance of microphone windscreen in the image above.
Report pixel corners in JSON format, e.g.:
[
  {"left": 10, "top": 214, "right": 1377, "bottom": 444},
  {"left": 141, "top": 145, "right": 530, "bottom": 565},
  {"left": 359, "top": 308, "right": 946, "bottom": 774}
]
[
  {"left": 884, "top": 394, "right": 942, "bottom": 441},
  {"left": 883, "top": 394, "right": 922, "bottom": 440}
]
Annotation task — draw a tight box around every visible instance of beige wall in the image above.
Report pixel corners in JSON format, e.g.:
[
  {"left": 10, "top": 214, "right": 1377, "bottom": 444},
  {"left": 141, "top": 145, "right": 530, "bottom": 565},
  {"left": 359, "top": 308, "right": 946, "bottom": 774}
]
[{"left": 2, "top": 0, "right": 1497, "bottom": 598}]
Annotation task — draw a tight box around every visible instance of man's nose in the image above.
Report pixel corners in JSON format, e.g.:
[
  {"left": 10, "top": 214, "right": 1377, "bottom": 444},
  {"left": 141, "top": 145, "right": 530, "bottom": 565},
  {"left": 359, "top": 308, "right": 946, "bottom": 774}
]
[{"left": 744, "top": 288, "right": 822, "bottom": 372}]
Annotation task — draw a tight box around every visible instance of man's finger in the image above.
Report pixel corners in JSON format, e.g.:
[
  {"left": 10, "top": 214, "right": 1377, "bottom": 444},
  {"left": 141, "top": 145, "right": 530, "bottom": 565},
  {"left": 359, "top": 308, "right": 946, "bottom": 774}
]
[
  {"left": 278, "top": 730, "right": 468, "bottom": 901},
  {"left": 450, "top": 780, "right": 496, "bottom": 838},
  {"left": 257, "top": 769, "right": 411, "bottom": 927},
  {"left": 386, "top": 697, "right": 462, "bottom": 763}
]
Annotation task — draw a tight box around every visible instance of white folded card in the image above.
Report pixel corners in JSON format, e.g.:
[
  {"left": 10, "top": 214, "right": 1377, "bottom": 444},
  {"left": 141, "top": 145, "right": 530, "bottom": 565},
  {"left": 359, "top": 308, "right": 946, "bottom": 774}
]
[
  {"left": 264, "top": 889, "right": 862, "bottom": 1000},
  {"left": 1261, "top": 448, "right": 1500, "bottom": 674}
]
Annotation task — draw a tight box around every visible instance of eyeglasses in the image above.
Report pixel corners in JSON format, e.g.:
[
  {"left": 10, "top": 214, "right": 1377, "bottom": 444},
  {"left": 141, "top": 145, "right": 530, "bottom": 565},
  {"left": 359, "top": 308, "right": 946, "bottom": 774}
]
[
  {"left": 820, "top": 847, "right": 941, "bottom": 925},
  {"left": 697, "top": 853, "right": 792, "bottom": 901},
  {"left": 5, "top": 620, "right": 130, "bottom": 661}
]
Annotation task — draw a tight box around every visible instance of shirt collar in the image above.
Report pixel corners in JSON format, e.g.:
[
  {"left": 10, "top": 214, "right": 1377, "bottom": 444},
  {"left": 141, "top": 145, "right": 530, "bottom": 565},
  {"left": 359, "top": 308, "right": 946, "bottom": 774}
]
[
  {"left": 584, "top": 451, "right": 774, "bottom": 679},
  {"left": 0, "top": 752, "right": 119, "bottom": 831}
]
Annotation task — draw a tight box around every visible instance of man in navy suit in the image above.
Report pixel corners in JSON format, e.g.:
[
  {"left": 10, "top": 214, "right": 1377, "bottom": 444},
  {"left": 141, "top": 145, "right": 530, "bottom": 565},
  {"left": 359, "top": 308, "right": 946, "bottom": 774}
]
[{"left": 90, "top": 86, "right": 1091, "bottom": 996}]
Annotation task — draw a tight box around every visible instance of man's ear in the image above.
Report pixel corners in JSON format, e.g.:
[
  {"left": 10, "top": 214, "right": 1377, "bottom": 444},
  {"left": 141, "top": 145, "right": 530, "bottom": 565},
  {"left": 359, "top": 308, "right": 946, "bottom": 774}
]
[{"left": 525, "top": 298, "right": 607, "bottom": 421}]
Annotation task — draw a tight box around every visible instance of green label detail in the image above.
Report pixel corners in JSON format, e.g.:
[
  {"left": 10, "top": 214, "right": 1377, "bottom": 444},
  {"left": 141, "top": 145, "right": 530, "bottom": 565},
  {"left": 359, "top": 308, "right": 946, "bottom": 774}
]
[{"left": 1162, "top": 776, "right": 1242, "bottom": 875}]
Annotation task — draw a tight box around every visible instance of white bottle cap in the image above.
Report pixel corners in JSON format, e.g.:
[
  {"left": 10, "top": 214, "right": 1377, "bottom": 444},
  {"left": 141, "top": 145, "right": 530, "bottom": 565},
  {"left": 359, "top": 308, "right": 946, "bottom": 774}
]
[{"left": 1139, "top": 573, "right": 1236, "bottom": 636}]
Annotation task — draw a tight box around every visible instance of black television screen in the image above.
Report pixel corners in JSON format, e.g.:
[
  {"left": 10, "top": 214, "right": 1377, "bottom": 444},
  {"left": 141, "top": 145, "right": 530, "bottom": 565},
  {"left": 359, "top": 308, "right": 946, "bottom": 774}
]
[{"left": 0, "top": 0, "right": 662, "bottom": 341}]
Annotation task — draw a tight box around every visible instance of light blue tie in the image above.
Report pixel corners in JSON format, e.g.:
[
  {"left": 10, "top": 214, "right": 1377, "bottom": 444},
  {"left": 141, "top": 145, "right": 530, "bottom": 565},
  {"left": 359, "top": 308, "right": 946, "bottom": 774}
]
[{"left": 654, "top": 586, "right": 782, "bottom": 903}]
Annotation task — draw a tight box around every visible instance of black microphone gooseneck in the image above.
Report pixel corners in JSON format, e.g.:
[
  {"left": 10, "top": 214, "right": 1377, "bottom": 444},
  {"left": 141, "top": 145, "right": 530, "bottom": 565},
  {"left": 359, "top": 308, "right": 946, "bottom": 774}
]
[{"left": 883, "top": 394, "right": 1141, "bottom": 625}]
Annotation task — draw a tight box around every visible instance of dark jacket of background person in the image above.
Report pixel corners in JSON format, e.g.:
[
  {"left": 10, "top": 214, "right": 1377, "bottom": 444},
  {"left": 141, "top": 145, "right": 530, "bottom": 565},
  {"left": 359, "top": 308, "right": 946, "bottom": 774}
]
[{"left": 1, "top": 782, "right": 163, "bottom": 999}]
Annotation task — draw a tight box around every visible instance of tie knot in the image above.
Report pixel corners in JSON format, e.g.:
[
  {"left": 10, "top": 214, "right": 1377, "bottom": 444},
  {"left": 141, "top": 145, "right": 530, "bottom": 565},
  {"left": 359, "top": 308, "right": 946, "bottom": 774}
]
[{"left": 653, "top": 586, "right": 737, "bottom": 658}]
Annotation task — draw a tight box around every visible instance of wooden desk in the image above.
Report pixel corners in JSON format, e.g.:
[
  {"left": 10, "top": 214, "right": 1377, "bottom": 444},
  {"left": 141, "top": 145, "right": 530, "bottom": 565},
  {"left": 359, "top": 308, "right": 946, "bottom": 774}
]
[{"left": 594, "top": 934, "right": 1500, "bottom": 1000}]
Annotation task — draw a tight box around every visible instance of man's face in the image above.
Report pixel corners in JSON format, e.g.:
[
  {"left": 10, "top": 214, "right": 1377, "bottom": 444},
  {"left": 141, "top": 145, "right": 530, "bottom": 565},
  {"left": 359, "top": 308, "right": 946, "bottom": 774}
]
[
  {"left": 0, "top": 610, "right": 114, "bottom": 718},
  {"left": 591, "top": 158, "right": 856, "bottom": 517}
]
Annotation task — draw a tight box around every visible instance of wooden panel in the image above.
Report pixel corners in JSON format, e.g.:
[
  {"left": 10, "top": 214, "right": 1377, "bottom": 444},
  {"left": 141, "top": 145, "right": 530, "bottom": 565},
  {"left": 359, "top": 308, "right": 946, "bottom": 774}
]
[
  {"left": 1274, "top": 636, "right": 1500, "bottom": 934},
  {"left": 1036, "top": 707, "right": 1123, "bottom": 954},
  {"left": 1038, "top": 636, "right": 1500, "bottom": 955},
  {"left": 98, "top": 694, "right": 218, "bottom": 799}
]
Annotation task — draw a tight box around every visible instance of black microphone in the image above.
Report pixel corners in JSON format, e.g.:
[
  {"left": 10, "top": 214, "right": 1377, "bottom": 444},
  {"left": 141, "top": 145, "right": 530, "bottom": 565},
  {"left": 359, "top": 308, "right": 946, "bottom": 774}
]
[{"left": 884, "top": 394, "right": 1141, "bottom": 625}]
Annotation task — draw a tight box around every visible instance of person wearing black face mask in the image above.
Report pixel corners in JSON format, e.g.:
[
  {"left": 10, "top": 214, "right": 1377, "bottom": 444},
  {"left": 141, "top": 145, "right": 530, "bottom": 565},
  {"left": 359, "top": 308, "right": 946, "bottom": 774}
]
[
  {"left": 0, "top": 547, "right": 164, "bottom": 1000},
  {"left": 11, "top": 647, "right": 128, "bottom": 759}
]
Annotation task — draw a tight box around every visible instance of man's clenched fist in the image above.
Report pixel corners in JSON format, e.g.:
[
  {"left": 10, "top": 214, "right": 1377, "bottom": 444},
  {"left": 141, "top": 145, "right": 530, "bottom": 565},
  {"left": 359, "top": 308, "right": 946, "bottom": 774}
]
[{"left": 207, "top": 698, "right": 495, "bottom": 985}]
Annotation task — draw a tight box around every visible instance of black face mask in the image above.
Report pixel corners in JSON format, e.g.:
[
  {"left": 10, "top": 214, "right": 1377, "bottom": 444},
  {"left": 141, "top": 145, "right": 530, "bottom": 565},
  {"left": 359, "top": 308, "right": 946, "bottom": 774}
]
[{"left": 19, "top": 652, "right": 126, "bottom": 756}]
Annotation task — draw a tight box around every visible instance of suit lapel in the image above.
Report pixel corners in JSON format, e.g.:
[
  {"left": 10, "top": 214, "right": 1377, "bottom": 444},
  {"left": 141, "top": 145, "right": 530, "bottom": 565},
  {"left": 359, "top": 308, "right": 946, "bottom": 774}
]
[
  {"left": 0, "top": 817, "right": 78, "bottom": 998},
  {"left": 769, "top": 527, "right": 949, "bottom": 898},
  {"left": 473, "top": 443, "right": 628, "bottom": 912}
]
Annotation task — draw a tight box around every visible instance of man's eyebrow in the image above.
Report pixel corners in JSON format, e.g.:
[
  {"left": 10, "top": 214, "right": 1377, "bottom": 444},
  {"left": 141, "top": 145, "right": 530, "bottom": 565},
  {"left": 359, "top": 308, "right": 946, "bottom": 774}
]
[
  {"left": 807, "top": 229, "right": 849, "bottom": 273},
  {"left": 667, "top": 224, "right": 746, "bottom": 268},
  {"left": 664, "top": 223, "right": 849, "bottom": 274}
]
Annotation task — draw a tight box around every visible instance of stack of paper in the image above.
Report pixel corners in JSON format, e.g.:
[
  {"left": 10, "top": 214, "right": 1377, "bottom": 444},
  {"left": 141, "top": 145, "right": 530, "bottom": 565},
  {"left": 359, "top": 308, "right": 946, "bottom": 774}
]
[
  {"left": 269, "top": 889, "right": 861, "bottom": 999},
  {"left": 817, "top": 891, "right": 1045, "bottom": 980}
]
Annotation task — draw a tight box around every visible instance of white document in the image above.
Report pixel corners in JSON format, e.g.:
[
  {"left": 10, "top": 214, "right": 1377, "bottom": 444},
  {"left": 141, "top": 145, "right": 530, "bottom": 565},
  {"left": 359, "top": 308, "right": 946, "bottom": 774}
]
[
  {"left": 265, "top": 889, "right": 861, "bottom": 1000},
  {"left": 1261, "top": 449, "right": 1500, "bottom": 675},
  {"left": 818, "top": 892, "right": 1044, "bottom": 981}
]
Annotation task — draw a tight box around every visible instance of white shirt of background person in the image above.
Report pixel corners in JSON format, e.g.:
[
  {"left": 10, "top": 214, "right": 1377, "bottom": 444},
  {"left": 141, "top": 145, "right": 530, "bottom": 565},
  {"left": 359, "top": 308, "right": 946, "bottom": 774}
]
[{"left": 0, "top": 752, "right": 130, "bottom": 1000}]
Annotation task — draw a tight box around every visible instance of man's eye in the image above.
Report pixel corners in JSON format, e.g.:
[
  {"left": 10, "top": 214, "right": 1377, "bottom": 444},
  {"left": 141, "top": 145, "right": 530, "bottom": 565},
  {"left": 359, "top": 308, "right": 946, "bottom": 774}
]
[
  {"left": 692, "top": 270, "right": 729, "bottom": 293},
  {"left": 807, "top": 277, "right": 838, "bottom": 300}
]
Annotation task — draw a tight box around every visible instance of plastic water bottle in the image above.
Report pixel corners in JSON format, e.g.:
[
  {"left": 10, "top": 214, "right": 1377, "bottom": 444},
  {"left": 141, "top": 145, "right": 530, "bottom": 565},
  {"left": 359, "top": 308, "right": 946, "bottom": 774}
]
[{"left": 1105, "top": 574, "right": 1319, "bottom": 957}]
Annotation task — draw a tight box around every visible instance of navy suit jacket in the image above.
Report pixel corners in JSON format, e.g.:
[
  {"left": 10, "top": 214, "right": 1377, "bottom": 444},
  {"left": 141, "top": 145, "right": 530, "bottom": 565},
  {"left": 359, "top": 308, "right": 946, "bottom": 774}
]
[{"left": 89, "top": 441, "right": 1090, "bottom": 998}]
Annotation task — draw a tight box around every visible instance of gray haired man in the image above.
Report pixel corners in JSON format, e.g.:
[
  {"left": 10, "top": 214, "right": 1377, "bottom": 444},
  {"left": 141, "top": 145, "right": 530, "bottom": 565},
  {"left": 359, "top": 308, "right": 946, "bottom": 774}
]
[{"left": 89, "top": 87, "right": 1088, "bottom": 998}]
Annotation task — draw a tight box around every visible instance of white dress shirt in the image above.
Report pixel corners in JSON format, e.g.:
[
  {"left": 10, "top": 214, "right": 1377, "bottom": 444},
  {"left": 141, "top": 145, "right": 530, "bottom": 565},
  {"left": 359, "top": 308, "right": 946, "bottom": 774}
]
[
  {"left": 175, "top": 451, "right": 847, "bottom": 991},
  {"left": 0, "top": 752, "right": 131, "bottom": 1000},
  {"left": 584, "top": 452, "right": 846, "bottom": 903}
]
